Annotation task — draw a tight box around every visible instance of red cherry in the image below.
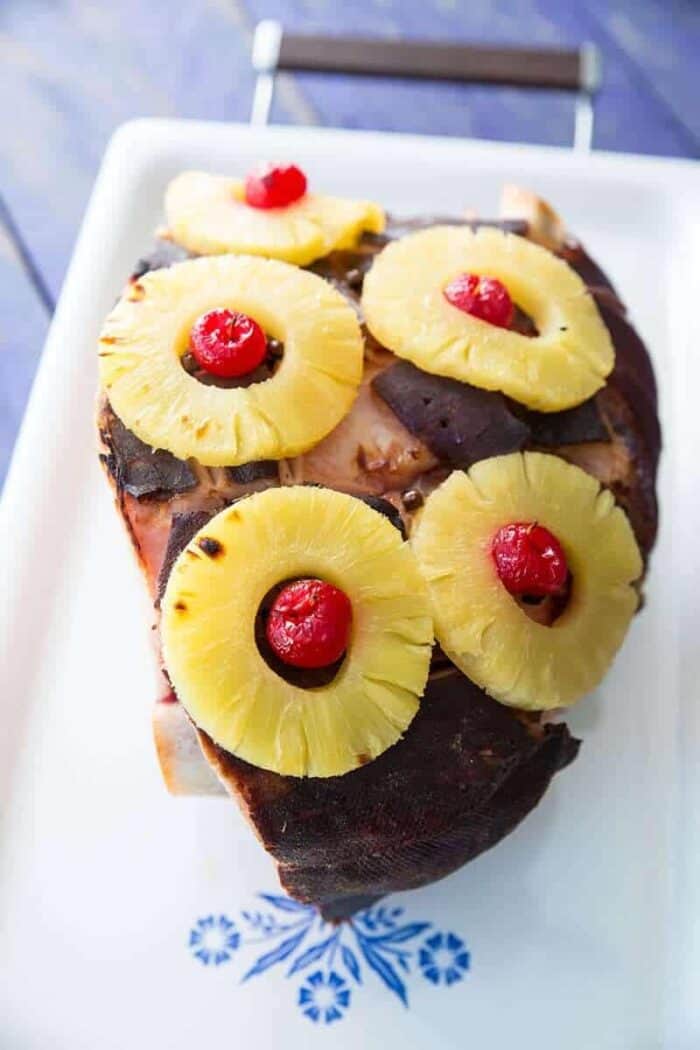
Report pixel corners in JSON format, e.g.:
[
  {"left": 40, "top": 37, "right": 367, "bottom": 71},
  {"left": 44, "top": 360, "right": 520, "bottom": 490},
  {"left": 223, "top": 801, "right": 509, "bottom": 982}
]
[
  {"left": 189, "top": 308, "right": 267, "bottom": 379},
  {"left": 491, "top": 522, "right": 568, "bottom": 598},
  {"left": 443, "top": 273, "right": 514, "bottom": 329},
  {"left": 244, "top": 163, "right": 307, "bottom": 209},
  {"left": 266, "top": 579, "right": 352, "bottom": 669}
]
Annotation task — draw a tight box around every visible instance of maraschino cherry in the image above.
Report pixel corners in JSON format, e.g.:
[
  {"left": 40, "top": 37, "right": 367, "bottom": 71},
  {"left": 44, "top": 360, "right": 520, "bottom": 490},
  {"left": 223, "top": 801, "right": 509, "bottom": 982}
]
[
  {"left": 244, "top": 163, "right": 307, "bottom": 209},
  {"left": 491, "top": 522, "right": 568, "bottom": 597},
  {"left": 266, "top": 579, "right": 352, "bottom": 669},
  {"left": 443, "top": 273, "right": 514, "bottom": 329},
  {"left": 189, "top": 308, "right": 267, "bottom": 379}
]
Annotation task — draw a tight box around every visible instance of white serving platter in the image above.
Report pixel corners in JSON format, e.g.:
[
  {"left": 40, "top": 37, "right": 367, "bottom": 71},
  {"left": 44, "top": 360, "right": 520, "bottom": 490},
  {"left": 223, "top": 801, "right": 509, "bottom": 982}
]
[{"left": 1, "top": 120, "right": 699, "bottom": 1049}]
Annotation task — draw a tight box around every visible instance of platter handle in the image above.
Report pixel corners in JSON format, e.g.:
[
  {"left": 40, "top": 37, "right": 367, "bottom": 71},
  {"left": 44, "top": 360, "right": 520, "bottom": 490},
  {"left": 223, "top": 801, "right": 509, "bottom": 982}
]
[{"left": 250, "top": 19, "right": 601, "bottom": 152}]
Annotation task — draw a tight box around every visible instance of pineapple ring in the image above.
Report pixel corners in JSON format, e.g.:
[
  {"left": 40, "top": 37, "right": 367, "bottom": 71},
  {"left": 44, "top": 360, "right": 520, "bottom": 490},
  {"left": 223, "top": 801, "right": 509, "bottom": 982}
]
[
  {"left": 411, "top": 452, "right": 642, "bottom": 710},
  {"left": 99, "top": 255, "right": 364, "bottom": 466},
  {"left": 161, "top": 487, "right": 434, "bottom": 778},
  {"left": 362, "top": 225, "right": 614, "bottom": 412},
  {"left": 165, "top": 171, "right": 385, "bottom": 266}
]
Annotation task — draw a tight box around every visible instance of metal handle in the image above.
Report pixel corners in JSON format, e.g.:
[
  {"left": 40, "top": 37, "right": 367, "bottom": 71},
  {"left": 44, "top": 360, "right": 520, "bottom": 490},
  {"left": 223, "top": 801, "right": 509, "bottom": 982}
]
[{"left": 251, "top": 20, "right": 601, "bottom": 152}]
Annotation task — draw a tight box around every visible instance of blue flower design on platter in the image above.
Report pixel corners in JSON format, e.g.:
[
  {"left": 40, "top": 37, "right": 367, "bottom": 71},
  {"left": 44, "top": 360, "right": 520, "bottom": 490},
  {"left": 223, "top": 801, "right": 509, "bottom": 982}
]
[
  {"left": 298, "top": 970, "right": 351, "bottom": 1024},
  {"left": 418, "top": 931, "right": 470, "bottom": 986},
  {"left": 188, "top": 893, "right": 470, "bottom": 1021},
  {"left": 188, "top": 914, "right": 240, "bottom": 966}
]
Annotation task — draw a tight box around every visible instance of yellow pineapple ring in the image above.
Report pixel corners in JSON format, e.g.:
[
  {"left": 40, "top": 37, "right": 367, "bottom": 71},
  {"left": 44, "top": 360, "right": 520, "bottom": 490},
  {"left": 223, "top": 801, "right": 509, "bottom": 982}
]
[
  {"left": 411, "top": 452, "right": 642, "bottom": 710},
  {"left": 99, "top": 255, "right": 364, "bottom": 466},
  {"left": 165, "top": 171, "right": 385, "bottom": 266},
  {"left": 362, "top": 225, "right": 614, "bottom": 412},
  {"left": 161, "top": 487, "right": 433, "bottom": 778}
]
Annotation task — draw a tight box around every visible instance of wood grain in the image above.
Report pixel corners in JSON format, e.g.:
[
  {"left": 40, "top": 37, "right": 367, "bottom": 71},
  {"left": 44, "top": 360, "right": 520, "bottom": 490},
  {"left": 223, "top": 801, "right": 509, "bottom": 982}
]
[{"left": 277, "top": 35, "right": 585, "bottom": 90}]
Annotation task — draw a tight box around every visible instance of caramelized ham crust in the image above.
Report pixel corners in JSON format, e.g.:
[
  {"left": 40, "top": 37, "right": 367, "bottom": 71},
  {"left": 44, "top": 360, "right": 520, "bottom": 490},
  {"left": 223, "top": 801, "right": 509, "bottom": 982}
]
[{"left": 198, "top": 673, "right": 578, "bottom": 919}]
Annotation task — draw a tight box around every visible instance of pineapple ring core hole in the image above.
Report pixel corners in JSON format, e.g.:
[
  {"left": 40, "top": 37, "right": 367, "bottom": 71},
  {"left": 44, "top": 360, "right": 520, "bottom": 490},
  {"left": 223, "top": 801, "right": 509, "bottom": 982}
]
[
  {"left": 443, "top": 266, "right": 552, "bottom": 338},
  {"left": 254, "top": 577, "right": 348, "bottom": 689},
  {"left": 177, "top": 313, "right": 285, "bottom": 390},
  {"left": 441, "top": 275, "right": 540, "bottom": 338},
  {"left": 511, "top": 575, "right": 572, "bottom": 626},
  {"left": 510, "top": 302, "right": 539, "bottom": 338}
]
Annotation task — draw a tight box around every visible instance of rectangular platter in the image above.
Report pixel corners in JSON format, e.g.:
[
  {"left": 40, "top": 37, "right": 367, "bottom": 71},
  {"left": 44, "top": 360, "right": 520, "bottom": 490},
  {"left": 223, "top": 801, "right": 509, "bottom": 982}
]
[{"left": 1, "top": 119, "right": 698, "bottom": 1049}]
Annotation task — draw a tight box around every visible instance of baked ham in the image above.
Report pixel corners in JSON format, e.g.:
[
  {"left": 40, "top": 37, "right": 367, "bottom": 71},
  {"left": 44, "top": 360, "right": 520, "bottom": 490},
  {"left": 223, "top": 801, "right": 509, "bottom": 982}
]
[{"left": 98, "top": 189, "right": 659, "bottom": 920}]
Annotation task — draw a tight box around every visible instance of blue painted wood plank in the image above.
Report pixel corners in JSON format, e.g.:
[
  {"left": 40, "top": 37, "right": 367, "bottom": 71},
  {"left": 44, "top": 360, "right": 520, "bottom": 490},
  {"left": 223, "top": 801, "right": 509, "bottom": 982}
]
[
  {"left": 0, "top": 0, "right": 316, "bottom": 486},
  {"left": 243, "top": 0, "right": 699, "bottom": 157},
  {"left": 0, "top": 0, "right": 267, "bottom": 486},
  {"left": 585, "top": 0, "right": 700, "bottom": 145},
  {"left": 0, "top": 0, "right": 309, "bottom": 302},
  {"left": 0, "top": 229, "right": 50, "bottom": 487}
]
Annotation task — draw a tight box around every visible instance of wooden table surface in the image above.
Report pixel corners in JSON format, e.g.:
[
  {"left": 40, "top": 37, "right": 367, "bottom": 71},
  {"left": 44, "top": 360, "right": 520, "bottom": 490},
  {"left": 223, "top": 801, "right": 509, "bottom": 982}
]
[{"left": 1, "top": 0, "right": 698, "bottom": 486}]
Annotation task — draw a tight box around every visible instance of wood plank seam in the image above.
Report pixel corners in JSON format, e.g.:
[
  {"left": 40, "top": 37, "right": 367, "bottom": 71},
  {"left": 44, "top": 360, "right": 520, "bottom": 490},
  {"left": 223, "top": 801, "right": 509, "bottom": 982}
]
[{"left": 0, "top": 193, "right": 55, "bottom": 317}]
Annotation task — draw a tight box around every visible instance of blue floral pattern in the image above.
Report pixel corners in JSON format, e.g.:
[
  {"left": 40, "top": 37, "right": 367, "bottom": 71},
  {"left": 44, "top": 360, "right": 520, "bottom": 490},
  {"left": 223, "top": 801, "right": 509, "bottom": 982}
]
[
  {"left": 418, "top": 932, "right": 470, "bottom": 986},
  {"left": 188, "top": 893, "right": 470, "bottom": 1023},
  {"left": 298, "top": 971, "right": 351, "bottom": 1023},
  {"left": 188, "top": 915, "right": 240, "bottom": 966}
]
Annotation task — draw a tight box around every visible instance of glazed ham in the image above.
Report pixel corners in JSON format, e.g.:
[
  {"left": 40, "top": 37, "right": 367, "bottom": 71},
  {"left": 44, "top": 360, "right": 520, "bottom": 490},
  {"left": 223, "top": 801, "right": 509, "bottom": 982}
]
[{"left": 98, "top": 196, "right": 659, "bottom": 919}]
